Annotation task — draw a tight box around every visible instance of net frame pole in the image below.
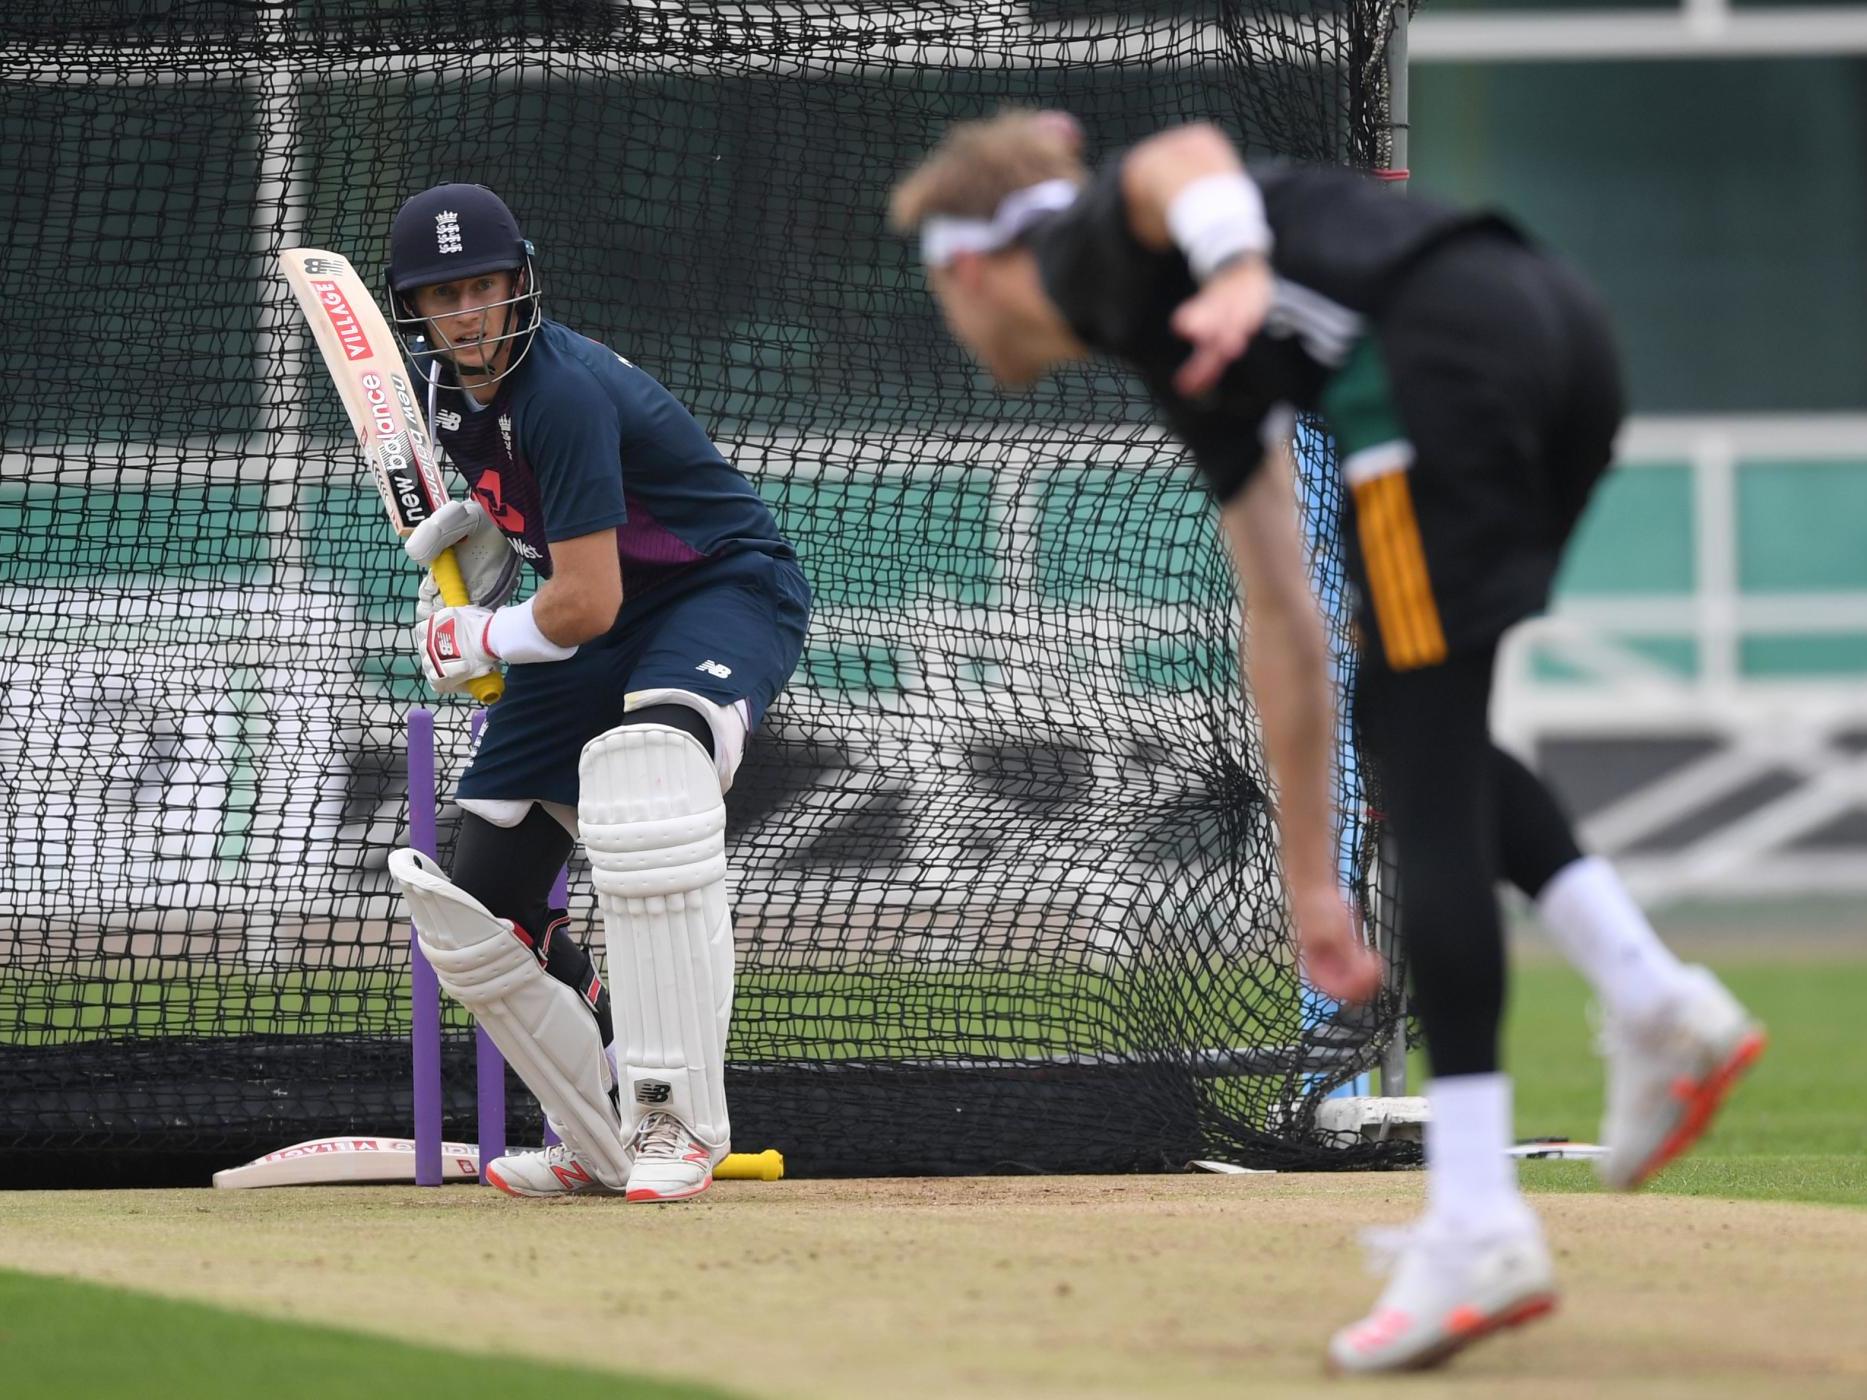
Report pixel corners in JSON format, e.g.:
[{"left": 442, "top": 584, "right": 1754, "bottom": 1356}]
[
  {"left": 1386, "top": 0, "right": 1410, "bottom": 185},
  {"left": 408, "top": 707, "right": 444, "bottom": 1186},
  {"left": 1377, "top": 0, "right": 1413, "bottom": 1100},
  {"left": 246, "top": 2, "right": 309, "bottom": 974}
]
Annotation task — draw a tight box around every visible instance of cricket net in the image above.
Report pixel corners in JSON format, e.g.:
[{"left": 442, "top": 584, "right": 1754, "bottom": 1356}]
[{"left": 0, "top": 1, "right": 1412, "bottom": 1184}]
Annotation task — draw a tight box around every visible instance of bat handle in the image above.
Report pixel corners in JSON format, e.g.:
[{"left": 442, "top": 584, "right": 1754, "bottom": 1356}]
[{"left": 429, "top": 546, "right": 505, "bottom": 706}]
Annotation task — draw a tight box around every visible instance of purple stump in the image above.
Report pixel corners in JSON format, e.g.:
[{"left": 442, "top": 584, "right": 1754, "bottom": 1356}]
[
  {"left": 408, "top": 707, "right": 443, "bottom": 1188},
  {"left": 540, "top": 862, "right": 571, "bottom": 1148}
]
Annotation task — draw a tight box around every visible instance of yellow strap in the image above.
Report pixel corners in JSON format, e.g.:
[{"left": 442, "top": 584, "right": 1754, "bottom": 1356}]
[{"left": 1353, "top": 473, "right": 1447, "bottom": 671}]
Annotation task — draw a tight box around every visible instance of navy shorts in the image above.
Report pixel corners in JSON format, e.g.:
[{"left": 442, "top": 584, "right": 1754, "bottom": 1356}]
[{"left": 458, "top": 551, "right": 810, "bottom": 807}]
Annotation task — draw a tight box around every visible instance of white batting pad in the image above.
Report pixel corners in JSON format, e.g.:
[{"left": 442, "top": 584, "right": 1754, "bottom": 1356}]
[
  {"left": 580, "top": 724, "right": 734, "bottom": 1158},
  {"left": 623, "top": 687, "right": 751, "bottom": 792},
  {"left": 388, "top": 848, "right": 630, "bottom": 1188}
]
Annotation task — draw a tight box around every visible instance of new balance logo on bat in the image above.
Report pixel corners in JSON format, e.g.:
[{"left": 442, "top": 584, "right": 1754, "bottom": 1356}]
[
  {"left": 695, "top": 660, "right": 733, "bottom": 680},
  {"left": 359, "top": 372, "right": 398, "bottom": 442},
  {"left": 435, "top": 210, "right": 463, "bottom": 255}
]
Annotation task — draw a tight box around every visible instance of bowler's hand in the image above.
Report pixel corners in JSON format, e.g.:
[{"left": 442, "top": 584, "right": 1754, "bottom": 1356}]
[
  {"left": 1170, "top": 256, "right": 1273, "bottom": 399},
  {"left": 1291, "top": 880, "right": 1385, "bottom": 1005}
]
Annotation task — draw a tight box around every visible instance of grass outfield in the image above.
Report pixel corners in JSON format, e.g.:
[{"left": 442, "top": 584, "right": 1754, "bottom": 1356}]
[
  {"left": 1500, "top": 959, "right": 1867, "bottom": 1208},
  {"left": 0, "top": 1268, "right": 741, "bottom": 1400}
]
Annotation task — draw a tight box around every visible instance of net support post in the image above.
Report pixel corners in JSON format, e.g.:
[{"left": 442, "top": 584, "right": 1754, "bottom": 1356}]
[
  {"left": 1373, "top": 830, "right": 1409, "bottom": 1095},
  {"left": 408, "top": 707, "right": 444, "bottom": 1187},
  {"left": 1386, "top": 0, "right": 1410, "bottom": 185},
  {"left": 1292, "top": 417, "right": 1373, "bottom": 1100},
  {"left": 1374, "top": 0, "right": 1411, "bottom": 1098}
]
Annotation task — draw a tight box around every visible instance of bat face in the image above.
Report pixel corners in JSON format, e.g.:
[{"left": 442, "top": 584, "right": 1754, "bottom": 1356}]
[
  {"left": 299, "top": 257, "right": 376, "bottom": 360},
  {"left": 279, "top": 244, "right": 506, "bottom": 706},
  {"left": 280, "top": 249, "right": 451, "bottom": 537},
  {"left": 357, "top": 364, "right": 442, "bottom": 534}
]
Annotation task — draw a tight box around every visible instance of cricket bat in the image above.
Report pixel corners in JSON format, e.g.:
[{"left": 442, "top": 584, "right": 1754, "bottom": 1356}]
[
  {"left": 211, "top": 1136, "right": 786, "bottom": 1188},
  {"left": 278, "top": 247, "right": 503, "bottom": 706}
]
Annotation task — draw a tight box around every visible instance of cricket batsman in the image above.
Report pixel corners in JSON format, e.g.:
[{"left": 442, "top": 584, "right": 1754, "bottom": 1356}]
[{"left": 381, "top": 184, "right": 811, "bottom": 1202}]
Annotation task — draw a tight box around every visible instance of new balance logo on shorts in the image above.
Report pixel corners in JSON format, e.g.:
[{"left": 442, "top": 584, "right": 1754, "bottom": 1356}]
[
  {"left": 635, "top": 1081, "right": 672, "bottom": 1105},
  {"left": 695, "top": 659, "right": 733, "bottom": 679}
]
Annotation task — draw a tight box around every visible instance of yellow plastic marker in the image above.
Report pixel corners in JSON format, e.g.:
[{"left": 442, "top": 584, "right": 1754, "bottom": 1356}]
[{"left": 715, "top": 1148, "right": 784, "bottom": 1181}]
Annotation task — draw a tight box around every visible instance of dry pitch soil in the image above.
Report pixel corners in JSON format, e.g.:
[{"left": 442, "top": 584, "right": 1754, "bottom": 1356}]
[{"left": 2, "top": 1175, "right": 1864, "bottom": 1399}]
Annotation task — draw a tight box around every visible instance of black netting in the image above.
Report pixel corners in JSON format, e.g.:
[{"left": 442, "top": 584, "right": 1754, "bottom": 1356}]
[{"left": 1, "top": 1, "right": 1413, "bottom": 1186}]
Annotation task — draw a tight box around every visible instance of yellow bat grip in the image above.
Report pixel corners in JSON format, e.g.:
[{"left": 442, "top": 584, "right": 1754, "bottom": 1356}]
[
  {"left": 715, "top": 1149, "right": 785, "bottom": 1182},
  {"left": 428, "top": 546, "right": 504, "bottom": 706}
]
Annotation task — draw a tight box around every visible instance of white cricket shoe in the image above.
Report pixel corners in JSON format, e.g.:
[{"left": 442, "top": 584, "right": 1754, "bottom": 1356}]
[
  {"left": 1328, "top": 1216, "right": 1557, "bottom": 1374},
  {"left": 625, "top": 1112, "right": 714, "bottom": 1203},
  {"left": 484, "top": 1142, "right": 625, "bottom": 1199},
  {"left": 1597, "top": 965, "right": 1766, "bottom": 1191}
]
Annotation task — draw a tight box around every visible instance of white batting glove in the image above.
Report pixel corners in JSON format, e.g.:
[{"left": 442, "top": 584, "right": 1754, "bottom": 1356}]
[
  {"left": 413, "top": 605, "right": 501, "bottom": 695},
  {"left": 407, "top": 500, "right": 521, "bottom": 620}
]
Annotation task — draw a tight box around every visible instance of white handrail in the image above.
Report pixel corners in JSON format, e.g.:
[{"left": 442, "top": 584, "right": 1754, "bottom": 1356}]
[{"left": 1497, "top": 413, "right": 1867, "bottom": 900}]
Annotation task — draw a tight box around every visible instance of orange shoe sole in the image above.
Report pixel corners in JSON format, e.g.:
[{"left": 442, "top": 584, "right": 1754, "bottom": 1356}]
[
  {"left": 1628, "top": 1028, "right": 1768, "bottom": 1190},
  {"left": 1425, "top": 1291, "right": 1559, "bottom": 1368},
  {"left": 1327, "top": 1292, "right": 1558, "bottom": 1374},
  {"left": 483, "top": 1165, "right": 525, "bottom": 1198},
  {"left": 625, "top": 1178, "right": 712, "bottom": 1203}
]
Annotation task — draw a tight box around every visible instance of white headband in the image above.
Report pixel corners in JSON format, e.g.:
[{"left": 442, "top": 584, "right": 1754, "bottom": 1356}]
[{"left": 919, "top": 179, "right": 1081, "bottom": 267}]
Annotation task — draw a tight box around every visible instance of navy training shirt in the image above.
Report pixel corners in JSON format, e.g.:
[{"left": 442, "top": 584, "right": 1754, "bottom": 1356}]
[{"left": 426, "top": 319, "right": 795, "bottom": 618}]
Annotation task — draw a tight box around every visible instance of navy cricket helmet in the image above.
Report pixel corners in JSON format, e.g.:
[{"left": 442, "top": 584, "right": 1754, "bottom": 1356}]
[{"left": 384, "top": 183, "right": 542, "bottom": 388}]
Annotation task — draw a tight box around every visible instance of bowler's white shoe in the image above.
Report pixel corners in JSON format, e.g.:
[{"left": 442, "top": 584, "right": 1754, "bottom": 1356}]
[
  {"left": 625, "top": 1112, "right": 714, "bottom": 1203},
  {"left": 1597, "top": 965, "right": 1766, "bottom": 1191},
  {"left": 1328, "top": 1216, "right": 1557, "bottom": 1374},
  {"left": 484, "top": 1142, "right": 624, "bottom": 1199}
]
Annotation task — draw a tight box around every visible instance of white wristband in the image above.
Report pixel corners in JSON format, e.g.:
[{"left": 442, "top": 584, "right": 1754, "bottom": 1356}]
[
  {"left": 485, "top": 596, "right": 579, "bottom": 665},
  {"left": 1165, "top": 173, "right": 1272, "bottom": 283}
]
